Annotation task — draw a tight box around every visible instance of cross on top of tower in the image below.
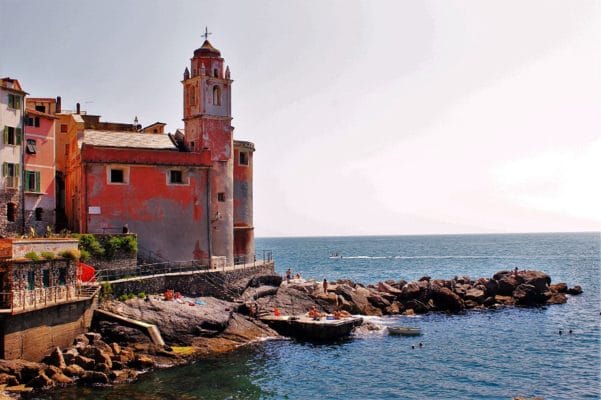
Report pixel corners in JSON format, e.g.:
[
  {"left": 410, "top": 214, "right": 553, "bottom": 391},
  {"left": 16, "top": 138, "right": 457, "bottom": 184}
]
[{"left": 202, "top": 27, "right": 212, "bottom": 41}]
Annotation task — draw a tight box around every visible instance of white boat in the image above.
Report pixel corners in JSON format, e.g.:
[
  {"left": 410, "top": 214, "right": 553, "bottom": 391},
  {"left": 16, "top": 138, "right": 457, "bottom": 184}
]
[
  {"left": 329, "top": 252, "right": 342, "bottom": 259},
  {"left": 388, "top": 326, "right": 422, "bottom": 336}
]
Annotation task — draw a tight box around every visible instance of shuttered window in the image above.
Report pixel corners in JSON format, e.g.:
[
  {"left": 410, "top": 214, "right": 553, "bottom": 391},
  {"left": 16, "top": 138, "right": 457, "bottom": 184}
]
[{"left": 2, "top": 126, "right": 21, "bottom": 145}]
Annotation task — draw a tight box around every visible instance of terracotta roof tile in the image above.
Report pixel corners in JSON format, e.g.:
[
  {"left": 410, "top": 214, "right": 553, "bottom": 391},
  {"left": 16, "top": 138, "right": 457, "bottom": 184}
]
[{"left": 83, "top": 130, "right": 177, "bottom": 150}]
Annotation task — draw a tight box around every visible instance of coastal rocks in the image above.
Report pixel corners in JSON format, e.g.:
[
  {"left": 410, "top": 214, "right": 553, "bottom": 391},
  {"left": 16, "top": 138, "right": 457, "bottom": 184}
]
[
  {"left": 513, "top": 284, "right": 547, "bottom": 306},
  {"left": 431, "top": 286, "right": 464, "bottom": 312},
  {"left": 566, "top": 285, "right": 583, "bottom": 295},
  {"left": 45, "top": 347, "right": 67, "bottom": 369}
]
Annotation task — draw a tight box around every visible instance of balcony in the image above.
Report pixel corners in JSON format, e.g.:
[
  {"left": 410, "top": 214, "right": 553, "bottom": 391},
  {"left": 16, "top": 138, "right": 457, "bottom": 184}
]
[{"left": 0, "top": 284, "right": 100, "bottom": 314}]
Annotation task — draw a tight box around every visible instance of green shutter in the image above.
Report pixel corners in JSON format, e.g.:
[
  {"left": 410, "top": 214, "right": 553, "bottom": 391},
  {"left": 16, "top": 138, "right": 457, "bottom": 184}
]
[
  {"left": 15, "top": 128, "right": 22, "bottom": 145},
  {"left": 3, "top": 126, "right": 7, "bottom": 144},
  {"left": 15, "top": 163, "right": 19, "bottom": 177},
  {"left": 2, "top": 162, "right": 7, "bottom": 177},
  {"left": 16, "top": 97, "right": 21, "bottom": 110},
  {"left": 35, "top": 171, "right": 40, "bottom": 192},
  {"left": 24, "top": 170, "right": 30, "bottom": 190}
]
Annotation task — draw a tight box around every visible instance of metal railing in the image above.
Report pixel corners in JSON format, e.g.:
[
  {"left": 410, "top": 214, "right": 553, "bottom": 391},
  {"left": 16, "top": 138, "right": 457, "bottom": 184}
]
[
  {"left": 95, "top": 250, "right": 274, "bottom": 282},
  {"left": 0, "top": 284, "right": 100, "bottom": 313}
]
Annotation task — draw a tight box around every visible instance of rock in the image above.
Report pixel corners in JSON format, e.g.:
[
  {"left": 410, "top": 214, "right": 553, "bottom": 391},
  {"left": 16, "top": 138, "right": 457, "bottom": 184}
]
[
  {"left": 0, "top": 373, "right": 18, "bottom": 386},
  {"left": 402, "top": 308, "right": 415, "bottom": 316},
  {"left": 335, "top": 285, "right": 372, "bottom": 314},
  {"left": 50, "top": 372, "right": 73, "bottom": 385},
  {"left": 464, "top": 300, "right": 480, "bottom": 309},
  {"left": 404, "top": 299, "right": 429, "bottom": 314},
  {"left": 520, "top": 270, "right": 551, "bottom": 292},
  {"left": 465, "top": 288, "right": 486, "bottom": 303},
  {"left": 400, "top": 282, "right": 421, "bottom": 300},
  {"left": 240, "top": 285, "right": 279, "bottom": 302},
  {"left": 248, "top": 274, "right": 283, "bottom": 288},
  {"left": 3, "top": 384, "right": 33, "bottom": 395},
  {"left": 418, "top": 276, "right": 431, "bottom": 282},
  {"left": 549, "top": 283, "right": 567, "bottom": 293},
  {"left": 0, "top": 360, "right": 45, "bottom": 383},
  {"left": 94, "top": 362, "right": 112, "bottom": 375},
  {"left": 367, "top": 293, "right": 391, "bottom": 309},
  {"left": 567, "top": 285, "right": 583, "bottom": 295},
  {"left": 63, "top": 364, "right": 85, "bottom": 378},
  {"left": 84, "top": 332, "right": 102, "bottom": 344},
  {"left": 95, "top": 321, "right": 151, "bottom": 346},
  {"left": 73, "top": 355, "right": 95, "bottom": 370},
  {"left": 45, "top": 347, "right": 67, "bottom": 369},
  {"left": 63, "top": 348, "right": 79, "bottom": 365},
  {"left": 494, "top": 295, "right": 515, "bottom": 305},
  {"left": 93, "top": 348, "right": 113, "bottom": 370},
  {"left": 111, "top": 369, "right": 138, "bottom": 384},
  {"left": 497, "top": 275, "right": 521, "bottom": 296},
  {"left": 385, "top": 301, "right": 401, "bottom": 315},
  {"left": 455, "top": 276, "right": 471, "bottom": 284},
  {"left": 73, "top": 334, "right": 89, "bottom": 347},
  {"left": 377, "top": 282, "right": 402, "bottom": 296},
  {"left": 110, "top": 342, "right": 122, "bottom": 355},
  {"left": 431, "top": 286, "right": 464, "bottom": 312},
  {"left": 484, "top": 279, "right": 499, "bottom": 297},
  {"left": 513, "top": 284, "right": 546, "bottom": 306},
  {"left": 546, "top": 292, "right": 567, "bottom": 305},
  {"left": 482, "top": 296, "right": 496, "bottom": 307},
  {"left": 27, "top": 372, "right": 55, "bottom": 389},
  {"left": 335, "top": 279, "right": 355, "bottom": 287},
  {"left": 132, "top": 355, "right": 154, "bottom": 369},
  {"left": 79, "top": 371, "right": 109, "bottom": 385},
  {"left": 492, "top": 270, "right": 512, "bottom": 281},
  {"left": 44, "top": 365, "right": 63, "bottom": 378}
]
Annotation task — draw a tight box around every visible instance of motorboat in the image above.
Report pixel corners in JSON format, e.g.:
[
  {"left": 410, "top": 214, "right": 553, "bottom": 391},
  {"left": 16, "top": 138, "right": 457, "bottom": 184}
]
[{"left": 388, "top": 326, "right": 422, "bottom": 336}]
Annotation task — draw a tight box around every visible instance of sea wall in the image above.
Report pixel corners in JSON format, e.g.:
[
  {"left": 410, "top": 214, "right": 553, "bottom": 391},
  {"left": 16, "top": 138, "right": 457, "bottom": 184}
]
[{"left": 107, "top": 263, "right": 275, "bottom": 299}]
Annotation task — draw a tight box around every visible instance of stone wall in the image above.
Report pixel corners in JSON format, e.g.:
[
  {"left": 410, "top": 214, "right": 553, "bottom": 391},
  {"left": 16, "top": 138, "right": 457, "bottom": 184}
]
[
  {"left": 10, "top": 238, "right": 78, "bottom": 259},
  {"left": 0, "top": 296, "right": 97, "bottom": 361},
  {"left": 107, "top": 263, "right": 275, "bottom": 300},
  {"left": 0, "top": 189, "right": 22, "bottom": 237}
]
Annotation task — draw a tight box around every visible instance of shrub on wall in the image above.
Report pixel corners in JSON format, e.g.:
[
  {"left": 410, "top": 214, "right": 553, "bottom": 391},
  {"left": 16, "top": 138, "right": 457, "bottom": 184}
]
[
  {"left": 24, "top": 251, "right": 40, "bottom": 261},
  {"left": 78, "top": 234, "right": 105, "bottom": 258},
  {"left": 59, "top": 249, "right": 81, "bottom": 260},
  {"left": 105, "top": 235, "right": 137, "bottom": 259},
  {"left": 41, "top": 251, "right": 56, "bottom": 260}
]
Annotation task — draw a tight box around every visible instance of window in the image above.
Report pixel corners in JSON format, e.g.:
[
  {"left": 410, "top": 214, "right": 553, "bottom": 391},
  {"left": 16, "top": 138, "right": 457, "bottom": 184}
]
[
  {"left": 58, "top": 268, "right": 67, "bottom": 285},
  {"left": 26, "top": 117, "right": 33, "bottom": 126},
  {"left": 34, "top": 117, "right": 40, "bottom": 127},
  {"left": 35, "top": 105, "right": 45, "bottom": 113},
  {"left": 60, "top": 124, "right": 67, "bottom": 133},
  {"left": 7, "top": 203, "right": 15, "bottom": 222},
  {"left": 2, "top": 162, "right": 20, "bottom": 188},
  {"left": 25, "top": 170, "right": 41, "bottom": 192},
  {"left": 35, "top": 207, "right": 43, "bottom": 221},
  {"left": 27, "top": 271, "right": 35, "bottom": 290},
  {"left": 212, "top": 85, "right": 221, "bottom": 105},
  {"left": 7, "top": 94, "right": 21, "bottom": 109},
  {"left": 3, "top": 126, "right": 21, "bottom": 145},
  {"left": 213, "top": 68, "right": 219, "bottom": 78},
  {"left": 110, "top": 169, "right": 124, "bottom": 183},
  {"left": 26, "top": 139, "right": 37, "bottom": 154},
  {"left": 239, "top": 151, "right": 248, "bottom": 165},
  {"left": 169, "top": 170, "right": 183, "bottom": 184},
  {"left": 190, "top": 141, "right": 195, "bottom": 151},
  {"left": 42, "top": 269, "right": 50, "bottom": 288},
  {"left": 218, "top": 192, "right": 225, "bottom": 202}
]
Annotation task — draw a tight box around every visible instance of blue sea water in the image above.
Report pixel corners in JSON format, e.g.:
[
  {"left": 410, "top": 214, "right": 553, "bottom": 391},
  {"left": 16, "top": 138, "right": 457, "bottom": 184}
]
[{"left": 44, "top": 232, "right": 600, "bottom": 400}]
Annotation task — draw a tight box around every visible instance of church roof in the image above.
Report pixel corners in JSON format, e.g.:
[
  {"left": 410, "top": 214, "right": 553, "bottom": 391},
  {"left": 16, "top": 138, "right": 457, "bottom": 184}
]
[
  {"left": 194, "top": 40, "right": 221, "bottom": 57},
  {"left": 82, "top": 130, "right": 177, "bottom": 150}
]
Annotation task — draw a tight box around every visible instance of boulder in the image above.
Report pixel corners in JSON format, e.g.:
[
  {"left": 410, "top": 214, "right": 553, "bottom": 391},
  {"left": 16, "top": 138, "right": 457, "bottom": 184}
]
[
  {"left": 63, "top": 364, "right": 85, "bottom": 378},
  {"left": 418, "top": 276, "right": 431, "bottom": 282},
  {"left": 0, "top": 360, "right": 45, "bottom": 383},
  {"left": 492, "top": 270, "right": 512, "bottom": 281},
  {"left": 79, "top": 371, "right": 110, "bottom": 385},
  {"left": 513, "top": 284, "right": 546, "bottom": 306},
  {"left": 0, "top": 373, "right": 18, "bottom": 386},
  {"left": 94, "top": 362, "right": 112, "bottom": 375},
  {"left": 404, "top": 299, "right": 430, "bottom": 314},
  {"left": 84, "top": 332, "right": 102, "bottom": 345},
  {"left": 546, "top": 292, "right": 567, "bottom": 305},
  {"left": 431, "top": 286, "right": 464, "bottom": 312},
  {"left": 402, "top": 308, "right": 415, "bottom": 316},
  {"left": 367, "top": 293, "right": 391, "bottom": 309},
  {"left": 497, "top": 275, "right": 520, "bottom": 296},
  {"left": 110, "top": 342, "right": 122, "bottom": 356},
  {"left": 248, "top": 274, "right": 283, "bottom": 288},
  {"left": 73, "top": 334, "right": 89, "bottom": 347},
  {"left": 377, "top": 282, "right": 402, "bottom": 296},
  {"left": 520, "top": 270, "right": 551, "bottom": 292},
  {"left": 567, "top": 285, "right": 583, "bottom": 295},
  {"left": 385, "top": 301, "right": 401, "bottom": 315},
  {"left": 464, "top": 300, "right": 480, "bottom": 309},
  {"left": 45, "top": 347, "right": 66, "bottom": 369},
  {"left": 73, "top": 355, "right": 95, "bottom": 371},
  {"left": 50, "top": 372, "right": 73, "bottom": 385},
  {"left": 95, "top": 321, "right": 151, "bottom": 346},
  {"left": 465, "top": 288, "right": 486, "bottom": 303},
  {"left": 132, "top": 355, "right": 154, "bottom": 369},
  {"left": 111, "top": 369, "right": 138, "bottom": 384},
  {"left": 27, "top": 372, "right": 55, "bottom": 389},
  {"left": 63, "top": 348, "right": 79, "bottom": 365},
  {"left": 494, "top": 295, "right": 515, "bottom": 306},
  {"left": 400, "top": 282, "right": 421, "bottom": 300},
  {"left": 484, "top": 279, "right": 499, "bottom": 297},
  {"left": 549, "top": 283, "right": 567, "bottom": 293}
]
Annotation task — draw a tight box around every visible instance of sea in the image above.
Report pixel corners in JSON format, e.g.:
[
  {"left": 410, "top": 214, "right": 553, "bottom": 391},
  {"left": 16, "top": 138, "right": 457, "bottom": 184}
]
[{"left": 42, "top": 232, "right": 600, "bottom": 400}]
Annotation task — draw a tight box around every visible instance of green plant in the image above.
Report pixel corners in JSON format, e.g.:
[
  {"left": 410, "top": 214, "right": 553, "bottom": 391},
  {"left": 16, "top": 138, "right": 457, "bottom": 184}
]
[
  {"left": 118, "top": 294, "right": 129, "bottom": 302},
  {"left": 127, "top": 293, "right": 136, "bottom": 300},
  {"left": 100, "top": 281, "right": 113, "bottom": 302},
  {"left": 79, "top": 249, "right": 90, "bottom": 261},
  {"left": 122, "top": 235, "right": 138, "bottom": 253},
  {"left": 41, "top": 251, "right": 56, "bottom": 260},
  {"left": 59, "top": 249, "right": 81, "bottom": 260},
  {"left": 78, "top": 234, "right": 104, "bottom": 257},
  {"left": 137, "top": 291, "right": 146, "bottom": 299},
  {"left": 24, "top": 251, "right": 40, "bottom": 261}
]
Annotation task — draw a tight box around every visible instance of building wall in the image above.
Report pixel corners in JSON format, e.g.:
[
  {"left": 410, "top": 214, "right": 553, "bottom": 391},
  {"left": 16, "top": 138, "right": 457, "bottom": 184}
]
[
  {"left": 0, "top": 87, "right": 24, "bottom": 236},
  {"left": 0, "top": 297, "right": 97, "bottom": 361},
  {"left": 83, "top": 161, "right": 211, "bottom": 262},
  {"left": 233, "top": 144, "right": 254, "bottom": 259},
  {"left": 24, "top": 114, "right": 56, "bottom": 234}
]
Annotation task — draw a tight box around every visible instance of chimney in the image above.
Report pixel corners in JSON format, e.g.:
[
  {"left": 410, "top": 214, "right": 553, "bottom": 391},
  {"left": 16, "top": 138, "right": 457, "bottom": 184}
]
[
  {"left": 56, "top": 96, "right": 62, "bottom": 113},
  {"left": 76, "top": 103, "right": 80, "bottom": 114}
]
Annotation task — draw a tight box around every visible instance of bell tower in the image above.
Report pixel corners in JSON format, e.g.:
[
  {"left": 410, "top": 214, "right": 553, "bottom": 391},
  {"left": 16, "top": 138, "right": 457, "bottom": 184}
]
[{"left": 182, "top": 30, "right": 234, "bottom": 265}]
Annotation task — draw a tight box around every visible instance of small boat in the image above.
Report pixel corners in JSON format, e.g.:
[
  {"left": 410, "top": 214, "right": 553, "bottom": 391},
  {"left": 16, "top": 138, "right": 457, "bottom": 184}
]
[
  {"left": 329, "top": 251, "right": 342, "bottom": 259},
  {"left": 388, "top": 326, "right": 422, "bottom": 336}
]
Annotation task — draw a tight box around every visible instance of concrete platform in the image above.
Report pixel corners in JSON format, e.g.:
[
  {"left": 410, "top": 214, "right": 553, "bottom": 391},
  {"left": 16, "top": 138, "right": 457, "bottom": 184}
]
[{"left": 261, "top": 315, "right": 363, "bottom": 341}]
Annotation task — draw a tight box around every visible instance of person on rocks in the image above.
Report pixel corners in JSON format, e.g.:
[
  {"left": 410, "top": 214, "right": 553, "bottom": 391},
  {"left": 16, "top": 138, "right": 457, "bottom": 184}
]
[
  {"left": 323, "top": 278, "right": 328, "bottom": 293},
  {"left": 295, "top": 272, "right": 302, "bottom": 280},
  {"left": 513, "top": 267, "right": 519, "bottom": 278},
  {"left": 308, "top": 305, "right": 322, "bottom": 320},
  {"left": 286, "top": 268, "right": 292, "bottom": 283}
]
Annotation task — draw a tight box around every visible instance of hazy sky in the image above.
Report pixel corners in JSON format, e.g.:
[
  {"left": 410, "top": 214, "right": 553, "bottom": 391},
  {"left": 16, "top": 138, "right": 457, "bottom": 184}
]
[{"left": 1, "top": 0, "right": 599, "bottom": 237}]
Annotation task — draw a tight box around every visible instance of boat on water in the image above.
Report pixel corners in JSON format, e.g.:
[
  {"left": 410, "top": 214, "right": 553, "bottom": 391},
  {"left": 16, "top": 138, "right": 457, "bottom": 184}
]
[
  {"left": 329, "top": 251, "right": 342, "bottom": 259},
  {"left": 261, "top": 314, "right": 363, "bottom": 341},
  {"left": 388, "top": 326, "right": 422, "bottom": 336}
]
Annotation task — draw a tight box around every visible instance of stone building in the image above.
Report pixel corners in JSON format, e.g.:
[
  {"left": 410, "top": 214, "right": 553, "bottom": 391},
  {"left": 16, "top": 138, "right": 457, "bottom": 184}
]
[{"left": 0, "top": 78, "right": 26, "bottom": 236}]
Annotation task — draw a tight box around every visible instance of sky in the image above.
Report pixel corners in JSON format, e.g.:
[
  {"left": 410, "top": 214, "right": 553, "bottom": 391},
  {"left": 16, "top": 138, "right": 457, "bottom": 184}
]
[{"left": 1, "top": 0, "right": 599, "bottom": 237}]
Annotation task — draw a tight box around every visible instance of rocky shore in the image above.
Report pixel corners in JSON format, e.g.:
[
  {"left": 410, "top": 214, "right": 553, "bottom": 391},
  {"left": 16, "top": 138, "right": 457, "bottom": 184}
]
[{"left": 0, "top": 269, "right": 582, "bottom": 397}]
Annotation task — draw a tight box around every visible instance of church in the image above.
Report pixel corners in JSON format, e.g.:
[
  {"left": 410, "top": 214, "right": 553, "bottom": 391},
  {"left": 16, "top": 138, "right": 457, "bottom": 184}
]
[{"left": 64, "top": 36, "right": 255, "bottom": 266}]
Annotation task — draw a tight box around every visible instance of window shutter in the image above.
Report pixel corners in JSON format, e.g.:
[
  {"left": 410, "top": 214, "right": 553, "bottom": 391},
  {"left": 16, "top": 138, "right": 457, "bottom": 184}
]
[
  {"left": 16, "top": 96, "right": 21, "bottom": 109},
  {"left": 3, "top": 126, "right": 7, "bottom": 144},
  {"left": 35, "top": 171, "right": 40, "bottom": 192},
  {"left": 15, "top": 163, "right": 19, "bottom": 177},
  {"left": 24, "top": 171, "right": 30, "bottom": 191},
  {"left": 16, "top": 128, "right": 22, "bottom": 145},
  {"left": 2, "top": 162, "right": 6, "bottom": 177}
]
